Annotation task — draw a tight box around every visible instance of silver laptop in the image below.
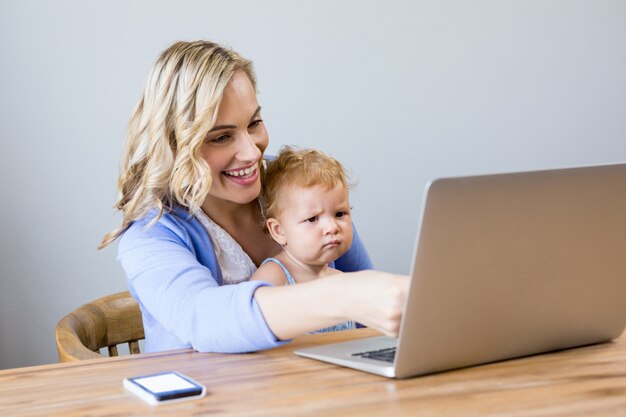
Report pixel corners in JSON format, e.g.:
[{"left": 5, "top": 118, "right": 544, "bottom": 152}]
[{"left": 295, "top": 163, "right": 626, "bottom": 378}]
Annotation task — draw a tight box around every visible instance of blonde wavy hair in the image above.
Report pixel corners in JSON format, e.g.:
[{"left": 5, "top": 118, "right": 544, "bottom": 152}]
[
  {"left": 261, "top": 146, "right": 352, "bottom": 221},
  {"left": 100, "top": 40, "right": 256, "bottom": 249}
]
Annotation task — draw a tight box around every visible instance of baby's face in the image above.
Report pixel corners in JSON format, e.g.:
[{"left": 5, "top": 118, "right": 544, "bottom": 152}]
[{"left": 275, "top": 183, "right": 353, "bottom": 266}]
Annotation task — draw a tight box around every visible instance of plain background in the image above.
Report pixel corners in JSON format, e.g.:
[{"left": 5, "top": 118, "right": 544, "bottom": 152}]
[{"left": 1, "top": 0, "right": 625, "bottom": 369}]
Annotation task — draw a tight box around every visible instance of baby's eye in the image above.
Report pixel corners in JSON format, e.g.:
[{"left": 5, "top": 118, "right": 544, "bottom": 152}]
[
  {"left": 336, "top": 211, "right": 347, "bottom": 218},
  {"left": 307, "top": 216, "right": 319, "bottom": 223}
]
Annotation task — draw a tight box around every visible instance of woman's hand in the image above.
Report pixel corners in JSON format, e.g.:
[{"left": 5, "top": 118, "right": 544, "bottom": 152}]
[
  {"left": 254, "top": 270, "right": 409, "bottom": 340},
  {"left": 339, "top": 271, "right": 408, "bottom": 337}
]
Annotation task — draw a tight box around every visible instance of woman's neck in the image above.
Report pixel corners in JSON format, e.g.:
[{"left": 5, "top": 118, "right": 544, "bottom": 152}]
[
  {"left": 201, "top": 196, "right": 282, "bottom": 266},
  {"left": 201, "top": 197, "right": 261, "bottom": 231}
]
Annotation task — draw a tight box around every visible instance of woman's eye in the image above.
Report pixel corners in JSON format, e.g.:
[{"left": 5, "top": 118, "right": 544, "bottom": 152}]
[
  {"left": 249, "top": 119, "right": 263, "bottom": 129},
  {"left": 211, "top": 135, "right": 229, "bottom": 144},
  {"left": 307, "top": 216, "right": 319, "bottom": 223}
]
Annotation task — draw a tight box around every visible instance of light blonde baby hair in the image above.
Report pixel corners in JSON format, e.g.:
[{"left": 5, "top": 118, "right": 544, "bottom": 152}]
[
  {"left": 261, "top": 146, "right": 352, "bottom": 220},
  {"left": 100, "top": 40, "right": 256, "bottom": 249}
]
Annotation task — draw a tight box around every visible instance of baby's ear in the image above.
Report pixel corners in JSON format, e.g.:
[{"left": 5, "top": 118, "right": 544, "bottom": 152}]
[{"left": 266, "top": 218, "right": 287, "bottom": 246}]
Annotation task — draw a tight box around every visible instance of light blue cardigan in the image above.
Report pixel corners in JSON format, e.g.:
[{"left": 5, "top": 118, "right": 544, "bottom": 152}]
[{"left": 118, "top": 205, "right": 374, "bottom": 353}]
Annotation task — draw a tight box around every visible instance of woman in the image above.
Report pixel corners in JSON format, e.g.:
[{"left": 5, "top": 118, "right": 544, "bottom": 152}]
[{"left": 100, "top": 40, "right": 407, "bottom": 353}]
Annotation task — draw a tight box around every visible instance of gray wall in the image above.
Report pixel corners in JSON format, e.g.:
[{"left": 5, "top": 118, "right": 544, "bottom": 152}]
[{"left": 1, "top": 0, "right": 625, "bottom": 369}]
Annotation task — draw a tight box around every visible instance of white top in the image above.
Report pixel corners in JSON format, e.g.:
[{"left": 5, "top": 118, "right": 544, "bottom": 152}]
[{"left": 195, "top": 209, "right": 257, "bottom": 285}]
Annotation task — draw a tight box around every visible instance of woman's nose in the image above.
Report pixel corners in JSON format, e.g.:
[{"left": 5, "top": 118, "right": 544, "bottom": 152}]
[{"left": 237, "top": 133, "right": 262, "bottom": 161}]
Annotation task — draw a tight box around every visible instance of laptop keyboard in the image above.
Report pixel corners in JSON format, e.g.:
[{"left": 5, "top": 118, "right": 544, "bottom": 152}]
[{"left": 352, "top": 347, "right": 396, "bottom": 363}]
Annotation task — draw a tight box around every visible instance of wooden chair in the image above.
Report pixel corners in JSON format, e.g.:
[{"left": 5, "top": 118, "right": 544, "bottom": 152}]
[{"left": 55, "top": 291, "right": 145, "bottom": 362}]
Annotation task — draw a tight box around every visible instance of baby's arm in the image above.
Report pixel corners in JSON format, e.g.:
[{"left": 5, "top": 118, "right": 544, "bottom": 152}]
[{"left": 250, "top": 260, "right": 288, "bottom": 286}]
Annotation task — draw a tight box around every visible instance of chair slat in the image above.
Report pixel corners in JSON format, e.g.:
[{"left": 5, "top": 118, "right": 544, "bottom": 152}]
[
  {"left": 129, "top": 341, "right": 141, "bottom": 355},
  {"left": 108, "top": 345, "right": 119, "bottom": 357}
]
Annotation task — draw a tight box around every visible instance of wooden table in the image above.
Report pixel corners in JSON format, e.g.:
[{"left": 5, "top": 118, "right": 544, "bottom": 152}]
[{"left": 1, "top": 329, "right": 626, "bottom": 416}]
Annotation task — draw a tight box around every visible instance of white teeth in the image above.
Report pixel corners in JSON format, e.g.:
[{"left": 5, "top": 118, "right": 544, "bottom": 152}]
[{"left": 224, "top": 164, "right": 257, "bottom": 178}]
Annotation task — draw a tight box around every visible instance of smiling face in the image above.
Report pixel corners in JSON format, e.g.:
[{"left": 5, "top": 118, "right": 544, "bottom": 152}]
[
  {"left": 200, "top": 71, "right": 269, "bottom": 210},
  {"left": 267, "top": 183, "right": 353, "bottom": 266}
]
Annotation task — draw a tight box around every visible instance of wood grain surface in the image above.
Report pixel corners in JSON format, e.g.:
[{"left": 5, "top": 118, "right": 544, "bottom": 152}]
[{"left": 2, "top": 329, "right": 626, "bottom": 416}]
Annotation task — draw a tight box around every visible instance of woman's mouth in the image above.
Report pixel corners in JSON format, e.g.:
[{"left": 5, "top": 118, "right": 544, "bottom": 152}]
[
  {"left": 222, "top": 163, "right": 259, "bottom": 185},
  {"left": 223, "top": 163, "right": 258, "bottom": 178}
]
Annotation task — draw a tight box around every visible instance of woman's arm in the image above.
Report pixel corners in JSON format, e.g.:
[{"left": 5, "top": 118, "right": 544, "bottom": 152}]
[
  {"left": 252, "top": 224, "right": 407, "bottom": 339},
  {"left": 119, "top": 211, "right": 406, "bottom": 351},
  {"left": 118, "top": 212, "right": 288, "bottom": 353},
  {"left": 254, "top": 271, "right": 408, "bottom": 340}
]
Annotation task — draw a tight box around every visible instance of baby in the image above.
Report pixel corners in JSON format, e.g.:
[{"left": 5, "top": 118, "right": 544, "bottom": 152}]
[{"left": 251, "top": 146, "right": 356, "bottom": 332}]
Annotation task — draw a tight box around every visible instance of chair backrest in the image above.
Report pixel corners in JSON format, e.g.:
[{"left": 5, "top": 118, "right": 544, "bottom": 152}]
[{"left": 55, "top": 291, "right": 145, "bottom": 362}]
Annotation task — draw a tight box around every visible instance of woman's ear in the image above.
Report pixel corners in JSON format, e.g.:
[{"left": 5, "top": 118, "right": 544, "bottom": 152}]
[{"left": 266, "top": 218, "right": 287, "bottom": 246}]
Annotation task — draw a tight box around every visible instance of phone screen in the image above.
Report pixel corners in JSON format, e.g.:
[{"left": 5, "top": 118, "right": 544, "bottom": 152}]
[{"left": 127, "top": 372, "right": 204, "bottom": 401}]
